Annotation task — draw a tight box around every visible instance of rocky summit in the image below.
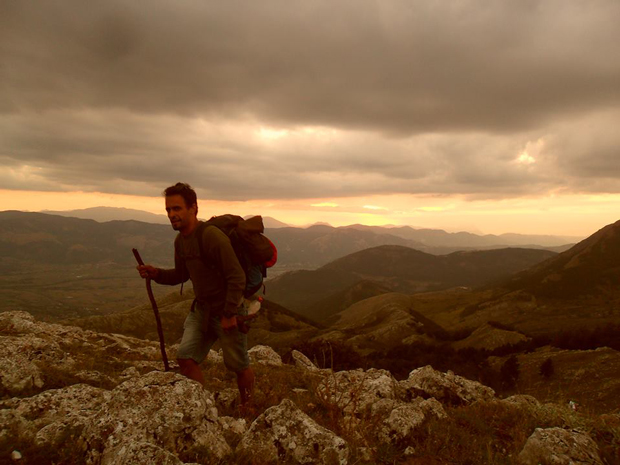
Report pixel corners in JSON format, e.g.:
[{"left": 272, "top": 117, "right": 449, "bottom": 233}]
[{"left": 1, "top": 311, "right": 618, "bottom": 464}]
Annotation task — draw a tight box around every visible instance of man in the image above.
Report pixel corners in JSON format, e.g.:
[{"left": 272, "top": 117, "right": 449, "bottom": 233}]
[{"left": 137, "top": 182, "right": 255, "bottom": 408}]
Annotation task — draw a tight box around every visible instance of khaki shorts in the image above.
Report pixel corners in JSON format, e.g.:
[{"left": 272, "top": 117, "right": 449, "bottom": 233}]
[{"left": 176, "top": 301, "right": 250, "bottom": 373}]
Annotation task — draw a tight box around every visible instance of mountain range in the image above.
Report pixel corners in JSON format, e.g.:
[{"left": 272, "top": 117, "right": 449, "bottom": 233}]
[
  {"left": 1, "top": 210, "right": 575, "bottom": 274},
  {"left": 42, "top": 206, "right": 290, "bottom": 228},
  {"left": 266, "top": 245, "right": 557, "bottom": 324},
  {"left": 3, "top": 209, "right": 618, "bottom": 345},
  {"left": 440, "top": 219, "right": 620, "bottom": 336}
]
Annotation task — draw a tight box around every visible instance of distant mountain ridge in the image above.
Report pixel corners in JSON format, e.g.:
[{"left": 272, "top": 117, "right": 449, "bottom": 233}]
[
  {"left": 344, "top": 224, "right": 580, "bottom": 248},
  {"left": 42, "top": 206, "right": 171, "bottom": 224},
  {"left": 35, "top": 207, "right": 577, "bottom": 262},
  {"left": 0, "top": 211, "right": 175, "bottom": 269},
  {"left": 267, "top": 245, "right": 557, "bottom": 323},
  {"left": 41, "top": 206, "right": 290, "bottom": 228}
]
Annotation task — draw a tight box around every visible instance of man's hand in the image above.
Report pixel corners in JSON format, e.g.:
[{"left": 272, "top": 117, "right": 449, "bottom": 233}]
[
  {"left": 221, "top": 315, "right": 238, "bottom": 332},
  {"left": 137, "top": 265, "right": 159, "bottom": 280}
]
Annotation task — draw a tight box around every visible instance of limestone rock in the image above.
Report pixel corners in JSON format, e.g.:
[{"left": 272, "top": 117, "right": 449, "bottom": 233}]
[
  {"left": 0, "top": 311, "right": 39, "bottom": 334},
  {"left": 1, "top": 373, "right": 231, "bottom": 464},
  {"left": 213, "top": 388, "right": 239, "bottom": 411},
  {"left": 371, "top": 398, "right": 446, "bottom": 445},
  {"left": 1, "top": 383, "right": 110, "bottom": 454},
  {"left": 218, "top": 416, "right": 247, "bottom": 446},
  {"left": 82, "top": 371, "right": 230, "bottom": 464},
  {"left": 502, "top": 394, "right": 540, "bottom": 408},
  {"left": 517, "top": 427, "right": 603, "bottom": 465},
  {"left": 100, "top": 441, "right": 185, "bottom": 465},
  {"left": 291, "top": 350, "right": 320, "bottom": 372},
  {"left": 207, "top": 349, "right": 224, "bottom": 364},
  {"left": 119, "top": 366, "right": 140, "bottom": 380},
  {"left": 418, "top": 397, "right": 448, "bottom": 419},
  {"left": 236, "top": 398, "right": 349, "bottom": 464},
  {"left": 0, "top": 311, "right": 169, "bottom": 397},
  {"left": 399, "top": 365, "right": 495, "bottom": 405},
  {"left": 0, "top": 334, "right": 72, "bottom": 396},
  {"left": 318, "top": 368, "right": 398, "bottom": 415},
  {"left": 248, "top": 345, "right": 283, "bottom": 366}
]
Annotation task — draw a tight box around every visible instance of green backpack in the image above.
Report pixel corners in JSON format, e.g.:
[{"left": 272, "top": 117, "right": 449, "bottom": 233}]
[{"left": 196, "top": 214, "right": 277, "bottom": 296}]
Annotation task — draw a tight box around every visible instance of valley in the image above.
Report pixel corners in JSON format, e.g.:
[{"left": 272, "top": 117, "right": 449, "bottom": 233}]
[
  {"left": 0, "top": 264, "right": 172, "bottom": 320},
  {"left": 1, "top": 210, "right": 619, "bottom": 417}
]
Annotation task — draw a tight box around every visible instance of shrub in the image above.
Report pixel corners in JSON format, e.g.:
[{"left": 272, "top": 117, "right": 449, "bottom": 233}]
[
  {"left": 539, "top": 357, "right": 555, "bottom": 378},
  {"left": 500, "top": 355, "right": 520, "bottom": 391}
]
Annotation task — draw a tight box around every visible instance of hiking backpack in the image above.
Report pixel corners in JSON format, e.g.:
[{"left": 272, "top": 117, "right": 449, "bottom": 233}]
[{"left": 195, "top": 214, "right": 277, "bottom": 297}]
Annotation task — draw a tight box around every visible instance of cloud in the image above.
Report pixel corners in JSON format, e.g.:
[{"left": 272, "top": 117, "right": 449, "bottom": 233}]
[
  {"left": 0, "top": 1, "right": 619, "bottom": 202},
  {"left": 1, "top": 107, "right": 619, "bottom": 200},
  {"left": 2, "top": 1, "right": 619, "bottom": 133}
]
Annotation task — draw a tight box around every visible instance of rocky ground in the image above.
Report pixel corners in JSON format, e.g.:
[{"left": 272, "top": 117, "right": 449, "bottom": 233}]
[{"left": 1, "top": 311, "right": 619, "bottom": 464}]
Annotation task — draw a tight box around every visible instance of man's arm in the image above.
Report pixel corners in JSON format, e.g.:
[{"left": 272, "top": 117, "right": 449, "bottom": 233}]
[{"left": 137, "top": 250, "right": 188, "bottom": 286}]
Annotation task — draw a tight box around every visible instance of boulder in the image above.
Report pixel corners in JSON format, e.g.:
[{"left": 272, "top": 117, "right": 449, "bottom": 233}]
[
  {"left": 318, "top": 368, "right": 398, "bottom": 415},
  {"left": 291, "top": 350, "right": 320, "bottom": 372},
  {"left": 517, "top": 428, "right": 603, "bottom": 465},
  {"left": 502, "top": 395, "right": 540, "bottom": 408},
  {"left": 399, "top": 366, "right": 495, "bottom": 405},
  {"left": 372, "top": 398, "right": 446, "bottom": 445},
  {"left": 82, "top": 371, "right": 230, "bottom": 464},
  {"left": 1, "top": 372, "right": 231, "bottom": 465},
  {"left": 248, "top": 345, "right": 283, "bottom": 366},
  {"left": 213, "top": 388, "right": 239, "bottom": 412},
  {"left": 0, "top": 311, "right": 40, "bottom": 334},
  {"left": 218, "top": 416, "right": 248, "bottom": 446},
  {"left": 207, "top": 349, "right": 224, "bottom": 364},
  {"left": 100, "top": 441, "right": 185, "bottom": 465},
  {"left": 1, "top": 383, "right": 110, "bottom": 449},
  {"left": 236, "top": 398, "right": 349, "bottom": 464},
  {"left": 0, "top": 334, "right": 72, "bottom": 396}
]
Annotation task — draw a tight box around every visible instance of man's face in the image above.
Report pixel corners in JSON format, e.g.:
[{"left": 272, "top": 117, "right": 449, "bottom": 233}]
[{"left": 165, "top": 195, "right": 196, "bottom": 231}]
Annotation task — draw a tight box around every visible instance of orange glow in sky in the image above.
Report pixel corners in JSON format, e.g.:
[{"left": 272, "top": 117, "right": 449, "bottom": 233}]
[{"left": 3, "top": 188, "right": 619, "bottom": 239}]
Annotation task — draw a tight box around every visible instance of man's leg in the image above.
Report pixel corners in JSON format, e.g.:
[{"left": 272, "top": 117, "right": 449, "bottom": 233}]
[
  {"left": 236, "top": 366, "right": 255, "bottom": 406},
  {"left": 176, "top": 303, "right": 213, "bottom": 386},
  {"left": 218, "top": 309, "right": 254, "bottom": 408},
  {"left": 178, "top": 358, "right": 206, "bottom": 386}
]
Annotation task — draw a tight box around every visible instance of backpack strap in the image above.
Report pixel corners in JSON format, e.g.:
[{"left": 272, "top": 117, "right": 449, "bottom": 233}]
[{"left": 195, "top": 221, "right": 217, "bottom": 271}]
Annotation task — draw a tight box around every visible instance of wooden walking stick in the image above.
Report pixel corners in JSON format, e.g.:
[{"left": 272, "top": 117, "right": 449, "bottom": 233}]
[{"left": 132, "top": 248, "right": 170, "bottom": 371}]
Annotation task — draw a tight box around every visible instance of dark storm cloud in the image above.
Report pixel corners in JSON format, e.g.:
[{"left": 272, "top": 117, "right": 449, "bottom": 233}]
[
  {"left": 0, "top": 0, "right": 619, "bottom": 200},
  {"left": 2, "top": 0, "right": 619, "bottom": 132}
]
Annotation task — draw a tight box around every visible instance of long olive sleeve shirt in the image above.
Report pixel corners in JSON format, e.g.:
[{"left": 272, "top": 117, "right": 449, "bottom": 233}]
[{"left": 154, "top": 223, "right": 246, "bottom": 316}]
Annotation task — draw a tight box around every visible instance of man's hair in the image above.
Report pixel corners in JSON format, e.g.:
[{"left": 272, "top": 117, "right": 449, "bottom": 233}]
[{"left": 162, "top": 182, "right": 198, "bottom": 209}]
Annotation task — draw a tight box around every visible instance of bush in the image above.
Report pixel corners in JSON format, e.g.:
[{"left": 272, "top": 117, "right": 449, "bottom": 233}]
[
  {"left": 500, "top": 355, "right": 520, "bottom": 391},
  {"left": 539, "top": 357, "right": 555, "bottom": 378}
]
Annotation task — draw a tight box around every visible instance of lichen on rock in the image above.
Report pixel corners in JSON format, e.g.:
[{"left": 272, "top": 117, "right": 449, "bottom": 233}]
[
  {"left": 399, "top": 365, "right": 496, "bottom": 405},
  {"left": 236, "top": 398, "right": 349, "bottom": 464},
  {"left": 517, "top": 427, "right": 604, "bottom": 465}
]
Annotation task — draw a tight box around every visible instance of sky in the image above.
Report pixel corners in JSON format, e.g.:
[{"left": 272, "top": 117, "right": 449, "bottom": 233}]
[{"left": 1, "top": 0, "right": 619, "bottom": 237}]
